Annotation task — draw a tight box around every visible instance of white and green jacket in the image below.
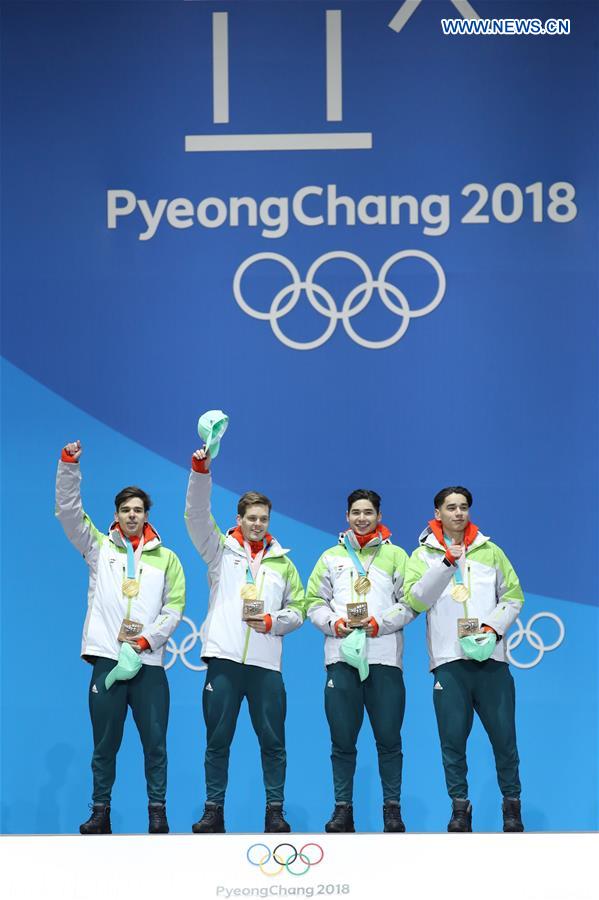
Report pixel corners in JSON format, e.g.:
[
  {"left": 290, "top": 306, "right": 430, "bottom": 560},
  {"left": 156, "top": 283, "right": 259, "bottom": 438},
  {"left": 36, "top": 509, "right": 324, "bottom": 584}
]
[
  {"left": 185, "top": 470, "right": 304, "bottom": 673},
  {"left": 55, "top": 460, "right": 186, "bottom": 667},
  {"left": 305, "top": 528, "right": 415, "bottom": 669},
  {"left": 404, "top": 524, "right": 524, "bottom": 670}
]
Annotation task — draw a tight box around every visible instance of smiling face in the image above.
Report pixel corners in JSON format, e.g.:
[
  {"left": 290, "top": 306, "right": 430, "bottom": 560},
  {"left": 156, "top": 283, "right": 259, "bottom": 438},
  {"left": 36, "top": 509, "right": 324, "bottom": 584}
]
[
  {"left": 237, "top": 504, "right": 270, "bottom": 542},
  {"left": 435, "top": 492, "right": 470, "bottom": 540},
  {"left": 116, "top": 496, "right": 148, "bottom": 538},
  {"left": 347, "top": 499, "right": 382, "bottom": 536}
]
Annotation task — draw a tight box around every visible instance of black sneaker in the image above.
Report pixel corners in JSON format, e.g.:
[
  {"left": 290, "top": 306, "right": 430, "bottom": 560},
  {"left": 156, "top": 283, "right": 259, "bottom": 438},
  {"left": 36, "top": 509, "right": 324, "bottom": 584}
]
[
  {"left": 447, "top": 799, "right": 472, "bottom": 832},
  {"left": 383, "top": 802, "right": 406, "bottom": 833},
  {"left": 265, "top": 802, "right": 291, "bottom": 833},
  {"left": 148, "top": 802, "right": 169, "bottom": 834},
  {"left": 191, "top": 802, "right": 225, "bottom": 834},
  {"left": 502, "top": 797, "right": 524, "bottom": 832},
  {"left": 79, "top": 803, "right": 112, "bottom": 835},
  {"left": 325, "top": 803, "right": 355, "bottom": 833}
]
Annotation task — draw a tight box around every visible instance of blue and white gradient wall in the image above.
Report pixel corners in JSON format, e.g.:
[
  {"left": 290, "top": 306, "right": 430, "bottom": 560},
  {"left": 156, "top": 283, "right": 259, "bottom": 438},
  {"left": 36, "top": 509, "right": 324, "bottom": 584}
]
[{"left": 1, "top": 0, "right": 597, "bottom": 833}]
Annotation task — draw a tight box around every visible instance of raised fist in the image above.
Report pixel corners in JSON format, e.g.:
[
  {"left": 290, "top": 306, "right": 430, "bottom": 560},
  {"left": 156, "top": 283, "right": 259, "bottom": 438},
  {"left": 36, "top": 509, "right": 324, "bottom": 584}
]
[{"left": 63, "top": 440, "right": 82, "bottom": 462}]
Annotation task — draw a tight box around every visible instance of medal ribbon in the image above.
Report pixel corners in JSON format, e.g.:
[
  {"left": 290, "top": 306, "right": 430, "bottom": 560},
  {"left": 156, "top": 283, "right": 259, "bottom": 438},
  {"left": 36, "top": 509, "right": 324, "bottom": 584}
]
[
  {"left": 343, "top": 534, "right": 381, "bottom": 579},
  {"left": 123, "top": 535, "right": 145, "bottom": 579},
  {"left": 122, "top": 535, "right": 145, "bottom": 616},
  {"left": 243, "top": 541, "right": 266, "bottom": 585},
  {"left": 445, "top": 535, "right": 473, "bottom": 618}
]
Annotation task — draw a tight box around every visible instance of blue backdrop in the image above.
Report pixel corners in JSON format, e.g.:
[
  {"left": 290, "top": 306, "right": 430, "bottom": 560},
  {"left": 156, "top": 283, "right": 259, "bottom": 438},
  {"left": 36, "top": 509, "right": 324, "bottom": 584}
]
[{"left": 1, "top": 0, "right": 597, "bottom": 833}]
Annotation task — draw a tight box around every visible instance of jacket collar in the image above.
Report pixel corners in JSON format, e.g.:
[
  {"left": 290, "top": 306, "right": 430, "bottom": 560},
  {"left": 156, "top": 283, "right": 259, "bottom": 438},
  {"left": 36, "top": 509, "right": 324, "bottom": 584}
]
[
  {"left": 224, "top": 528, "right": 289, "bottom": 559},
  {"left": 427, "top": 519, "right": 479, "bottom": 549},
  {"left": 229, "top": 525, "right": 274, "bottom": 556},
  {"left": 419, "top": 520, "right": 487, "bottom": 551},
  {"left": 340, "top": 524, "right": 392, "bottom": 550},
  {"left": 109, "top": 521, "right": 161, "bottom": 551}
]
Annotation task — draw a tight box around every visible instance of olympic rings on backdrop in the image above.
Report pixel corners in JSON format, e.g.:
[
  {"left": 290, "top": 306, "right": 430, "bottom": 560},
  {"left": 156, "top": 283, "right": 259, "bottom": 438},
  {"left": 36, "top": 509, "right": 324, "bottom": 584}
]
[
  {"left": 506, "top": 612, "right": 565, "bottom": 669},
  {"left": 233, "top": 250, "right": 446, "bottom": 350},
  {"left": 163, "top": 610, "right": 565, "bottom": 673},
  {"left": 164, "top": 616, "right": 206, "bottom": 671},
  {"left": 246, "top": 842, "right": 325, "bottom": 877}
]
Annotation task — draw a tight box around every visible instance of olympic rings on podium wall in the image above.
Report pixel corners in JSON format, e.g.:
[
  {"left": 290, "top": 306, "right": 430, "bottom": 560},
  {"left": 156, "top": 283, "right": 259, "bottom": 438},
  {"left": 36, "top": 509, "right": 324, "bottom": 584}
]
[{"left": 246, "top": 842, "right": 325, "bottom": 877}]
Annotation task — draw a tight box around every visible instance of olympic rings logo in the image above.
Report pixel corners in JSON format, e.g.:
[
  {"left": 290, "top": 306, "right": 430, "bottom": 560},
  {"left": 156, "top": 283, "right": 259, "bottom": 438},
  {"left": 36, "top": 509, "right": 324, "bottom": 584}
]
[
  {"left": 247, "top": 842, "right": 324, "bottom": 877},
  {"left": 233, "top": 250, "right": 446, "bottom": 350},
  {"left": 164, "top": 616, "right": 207, "bottom": 671},
  {"left": 506, "top": 612, "right": 565, "bottom": 670}
]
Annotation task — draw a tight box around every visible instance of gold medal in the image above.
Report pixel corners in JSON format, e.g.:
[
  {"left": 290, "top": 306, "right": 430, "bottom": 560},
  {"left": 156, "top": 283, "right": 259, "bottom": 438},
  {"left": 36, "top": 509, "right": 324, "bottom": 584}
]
[
  {"left": 122, "top": 578, "right": 140, "bottom": 598},
  {"left": 240, "top": 583, "right": 258, "bottom": 602},
  {"left": 451, "top": 583, "right": 469, "bottom": 603},
  {"left": 354, "top": 575, "right": 372, "bottom": 595}
]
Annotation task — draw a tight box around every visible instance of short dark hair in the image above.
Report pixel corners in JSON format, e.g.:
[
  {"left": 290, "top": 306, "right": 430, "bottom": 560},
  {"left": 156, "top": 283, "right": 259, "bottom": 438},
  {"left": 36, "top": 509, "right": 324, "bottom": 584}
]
[
  {"left": 434, "top": 486, "right": 473, "bottom": 510},
  {"left": 237, "top": 491, "right": 272, "bottom": 517},
  {"left": 114, "top": 486, "right": 153, "bottom": 512},
  {"left": 347, "top": 489, "right": 381, "bottom": 514}
]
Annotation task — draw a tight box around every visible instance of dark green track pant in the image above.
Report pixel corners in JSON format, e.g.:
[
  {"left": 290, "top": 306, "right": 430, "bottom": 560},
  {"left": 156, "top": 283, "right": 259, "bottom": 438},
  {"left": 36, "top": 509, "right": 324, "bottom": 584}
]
[
  {"left": 202, "top": 658, "right": 287, "bottom": 805},
  {"left": 325, "top": 662, "right": 406, "bottom": 804},
  {"left": 88, "top": 658, "right": 169, "bottom": 804},
  {"left": 432, "top": 659, "right": 521, "bottom": 800}
]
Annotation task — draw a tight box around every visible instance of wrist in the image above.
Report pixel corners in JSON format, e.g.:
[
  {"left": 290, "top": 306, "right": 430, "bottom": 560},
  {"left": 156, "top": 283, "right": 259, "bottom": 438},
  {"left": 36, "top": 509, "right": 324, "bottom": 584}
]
[
  {"left": 61, "top": 448, "right": 78, "bottom": 464},
  {"left": 481, "top": 625, "right": 498, "bottom": 637},
  {"left": 334, "top": 618, "right": 346, "bottom": 637},
  {"left": 191, "top": 455, "right": 209, "bottom": 474}
]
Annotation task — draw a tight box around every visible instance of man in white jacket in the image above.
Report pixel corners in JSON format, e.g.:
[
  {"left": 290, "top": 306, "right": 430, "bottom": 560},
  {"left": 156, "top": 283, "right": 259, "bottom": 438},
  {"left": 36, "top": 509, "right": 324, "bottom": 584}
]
[
  {"left": 404, "top": 486, "right": 524, "bottom": 833},
  {"left": 185, "top": 446, "right": 304, "bottom": 834},
  {"left": 305, "top": 489, "right": 415, "bottom": 833},
  {"left": 55, "top": 440, "right": 185, "bottom": 835}
]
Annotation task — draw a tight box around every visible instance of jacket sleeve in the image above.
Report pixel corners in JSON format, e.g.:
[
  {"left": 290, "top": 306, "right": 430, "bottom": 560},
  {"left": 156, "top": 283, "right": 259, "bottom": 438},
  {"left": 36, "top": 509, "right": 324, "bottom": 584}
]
[
  {"left": 141, "top": 551, "right": 186, "bottom": 651},
  {"left": 404, "top": 547, "right": 455, "bottom": 612},
  {"left": 269, "top": 560, "right": 305, "bottom": 636},
  {"left": 184, "top": 470, "right": 224, "bottom": 571},
  {"left": 481, "top": 545, "right": 525, "bottom": 637},
  {"left": 377, "top": 546, "right": 419, "bottom": 635},
  {"left": 305, "top": 553, "right": 338, "bottom": 636},
  {"left": 55, "top": 460, "right": 104, "bottom": 569}
]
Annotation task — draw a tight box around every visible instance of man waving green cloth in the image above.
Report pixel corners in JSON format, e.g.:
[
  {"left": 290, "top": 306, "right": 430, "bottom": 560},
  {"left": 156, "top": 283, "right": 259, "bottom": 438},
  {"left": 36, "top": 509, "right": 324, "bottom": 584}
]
[{"left": 306, "top": 489, "right": 416, "bottom": 834}]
